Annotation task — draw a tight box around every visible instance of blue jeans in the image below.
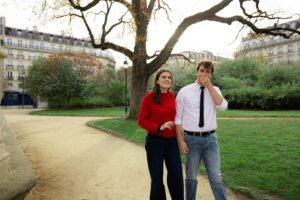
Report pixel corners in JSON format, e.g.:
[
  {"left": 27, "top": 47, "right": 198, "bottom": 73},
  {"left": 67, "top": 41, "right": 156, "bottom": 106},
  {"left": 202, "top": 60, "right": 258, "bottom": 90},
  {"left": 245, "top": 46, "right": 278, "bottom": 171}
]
[
  {"left": 145, "top": 134, "right": 184, "bottom": 200},
  {"left": 184, "top": 132, "right": 228, "bottom": 200}
]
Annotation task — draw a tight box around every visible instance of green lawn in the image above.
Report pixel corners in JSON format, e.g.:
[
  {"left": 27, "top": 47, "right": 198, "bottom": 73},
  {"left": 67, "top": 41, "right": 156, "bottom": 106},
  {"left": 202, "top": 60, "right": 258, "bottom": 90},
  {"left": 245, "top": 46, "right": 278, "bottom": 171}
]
[
  {"left": 30, "top": 107, "right": 124, "bottom": 117},
  {"left": 88, "top": 117, "right": 300, "bottom": 200},
  {"left": 217, "top": 109, "right": 300, "bottom": 117},
  {"left": 30, "top": 107, "right": 300, "bottom": 118}
]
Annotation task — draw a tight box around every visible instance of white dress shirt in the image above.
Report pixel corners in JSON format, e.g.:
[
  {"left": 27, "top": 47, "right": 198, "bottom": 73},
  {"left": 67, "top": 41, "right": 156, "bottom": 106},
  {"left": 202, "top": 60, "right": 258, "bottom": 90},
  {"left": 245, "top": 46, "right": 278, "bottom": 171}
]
[{"left": 175, "top": 81, "right": 228, "bottom": 132}]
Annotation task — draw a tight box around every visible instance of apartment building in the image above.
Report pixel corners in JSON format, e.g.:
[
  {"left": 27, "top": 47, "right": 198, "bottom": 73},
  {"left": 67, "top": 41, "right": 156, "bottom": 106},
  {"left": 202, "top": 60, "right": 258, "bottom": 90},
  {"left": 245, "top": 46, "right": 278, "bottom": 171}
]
[
  {"left": 234, "top": 19, "right": 300, "bottom": 64},
  {"left": 165, "top": 50, "right": 226, "bottom": 66},
  {"left": 0, "top": 16, "right": 116, "bottom": 107}
]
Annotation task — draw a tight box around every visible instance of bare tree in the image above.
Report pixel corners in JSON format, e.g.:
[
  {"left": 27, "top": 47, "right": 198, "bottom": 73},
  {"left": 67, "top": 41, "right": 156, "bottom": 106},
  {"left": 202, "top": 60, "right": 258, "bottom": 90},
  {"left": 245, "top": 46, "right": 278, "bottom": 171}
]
[{"left": 42, "top": 0, "right": 300, "bottom": 119}]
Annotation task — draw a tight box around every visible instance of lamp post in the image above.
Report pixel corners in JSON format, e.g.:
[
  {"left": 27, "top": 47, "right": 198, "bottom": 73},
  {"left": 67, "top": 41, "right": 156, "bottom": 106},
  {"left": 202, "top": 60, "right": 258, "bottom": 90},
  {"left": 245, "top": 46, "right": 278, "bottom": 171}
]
[{"left": 124, "top": 60, "right": 128, "bottom": 117}]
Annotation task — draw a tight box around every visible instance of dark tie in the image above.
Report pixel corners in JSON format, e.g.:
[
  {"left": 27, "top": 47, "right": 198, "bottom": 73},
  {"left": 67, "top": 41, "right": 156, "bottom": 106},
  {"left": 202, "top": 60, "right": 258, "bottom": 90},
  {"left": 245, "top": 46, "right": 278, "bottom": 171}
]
[{"left": 199, "top": 87, "right": 205, "bottom": 127}]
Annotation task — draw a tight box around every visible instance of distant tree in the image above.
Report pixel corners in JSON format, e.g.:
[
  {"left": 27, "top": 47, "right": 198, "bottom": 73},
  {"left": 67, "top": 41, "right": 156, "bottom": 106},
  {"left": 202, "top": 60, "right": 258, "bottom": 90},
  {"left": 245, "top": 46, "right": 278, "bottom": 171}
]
[
  {"left": 214, "top": 58, "right": 266, "bottom": 87},
  {"left": 49, "top": 51, "right": 103, "bottom": 80},
  {"left": 41, "top": 0, "right": 300, "bottom": 118},
  {"left": 25, "top": 57, "right": 93, "bottom": 106}
]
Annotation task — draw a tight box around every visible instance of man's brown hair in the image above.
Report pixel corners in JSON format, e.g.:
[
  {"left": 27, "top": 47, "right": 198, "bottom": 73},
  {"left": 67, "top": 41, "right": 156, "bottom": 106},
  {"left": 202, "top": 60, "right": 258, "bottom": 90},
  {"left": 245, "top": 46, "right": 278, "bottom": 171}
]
[{"left": 196, "top": 61, "right": 214, "bottom": 74}]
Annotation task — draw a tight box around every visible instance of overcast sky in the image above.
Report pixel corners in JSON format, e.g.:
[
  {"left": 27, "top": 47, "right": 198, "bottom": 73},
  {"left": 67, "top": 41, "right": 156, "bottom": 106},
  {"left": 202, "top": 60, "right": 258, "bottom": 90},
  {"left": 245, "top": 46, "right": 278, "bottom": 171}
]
[{"left": 1, "top": 0, "right": 299, "bottom": 67}]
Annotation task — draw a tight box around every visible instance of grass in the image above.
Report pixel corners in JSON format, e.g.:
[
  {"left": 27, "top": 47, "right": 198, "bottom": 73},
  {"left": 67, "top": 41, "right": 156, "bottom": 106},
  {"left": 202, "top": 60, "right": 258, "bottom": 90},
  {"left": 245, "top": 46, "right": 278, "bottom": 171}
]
[
  {"left": 218, "top": 119, "right": 300, "bottom": 200},
  {"left": 30, "top": 107, "right": 300, "bottom": 118},
  {"left": 30, "top": 107, "right": 124, "bottom": 117},
  {"left": 87, "top": 119, "right": 145, "bottom": 144},
  {"left": 88, "top": 117, "right": 300, "bottom": 200},
  {"left": 217, "top": 109, "right": 300, "bottom": 117}
]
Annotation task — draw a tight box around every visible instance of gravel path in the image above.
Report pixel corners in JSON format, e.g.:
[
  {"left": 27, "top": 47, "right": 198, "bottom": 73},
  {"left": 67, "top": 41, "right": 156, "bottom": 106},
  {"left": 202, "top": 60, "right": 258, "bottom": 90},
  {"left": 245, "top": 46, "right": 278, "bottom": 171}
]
[{"left": 2, "top": 109, "right": 251, "bottom": 200}]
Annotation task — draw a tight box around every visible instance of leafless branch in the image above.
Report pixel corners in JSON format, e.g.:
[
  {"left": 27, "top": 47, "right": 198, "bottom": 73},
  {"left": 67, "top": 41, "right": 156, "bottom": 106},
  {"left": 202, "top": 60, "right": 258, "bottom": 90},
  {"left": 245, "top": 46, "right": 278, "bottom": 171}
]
[
  {"left": 153, "top": 0, "right": 172, "bottom": 23},
  {"left": 210, "top": 15, "right": 300, "bottom": 38},
  {"left": 169, "top": 53, "right": 193, "bottom": 64},
  {"left": 68, "top": 0, "right": 100, "bottom": 11}
]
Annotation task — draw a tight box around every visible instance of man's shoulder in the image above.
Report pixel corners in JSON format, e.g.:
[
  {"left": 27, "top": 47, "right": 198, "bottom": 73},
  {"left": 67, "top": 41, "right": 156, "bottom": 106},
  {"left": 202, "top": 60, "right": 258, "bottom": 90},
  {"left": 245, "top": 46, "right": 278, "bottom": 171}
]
[{"left": 179, "top": 83, "right": 195, "bottom": 92}]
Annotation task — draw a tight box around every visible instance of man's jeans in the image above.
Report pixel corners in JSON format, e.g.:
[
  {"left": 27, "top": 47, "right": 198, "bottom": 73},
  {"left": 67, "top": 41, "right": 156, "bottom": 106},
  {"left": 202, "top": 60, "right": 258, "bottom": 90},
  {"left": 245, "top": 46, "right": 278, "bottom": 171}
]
[
  {"left": 184, "top": 132, "right": 228, "bottom": 200},
  {"left": 145, "top": 134, "right": 184, "bottom": 200}
]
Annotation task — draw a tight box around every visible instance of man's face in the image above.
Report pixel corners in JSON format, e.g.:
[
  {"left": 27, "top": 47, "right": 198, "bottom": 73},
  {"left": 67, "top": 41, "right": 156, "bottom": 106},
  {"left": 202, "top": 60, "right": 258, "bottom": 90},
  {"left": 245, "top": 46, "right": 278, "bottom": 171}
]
[{"left": 196, "top": 65, "right": 212, "bottom": 82}]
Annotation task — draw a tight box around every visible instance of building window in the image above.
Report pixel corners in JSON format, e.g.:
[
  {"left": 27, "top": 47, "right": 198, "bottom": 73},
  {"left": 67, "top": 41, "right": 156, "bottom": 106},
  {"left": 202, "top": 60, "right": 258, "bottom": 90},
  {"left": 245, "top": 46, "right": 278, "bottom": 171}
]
[
  {"left": 17, "top": 30, "right": 22, "bottom": 37},
  {"left": 30, "top": 41, "right": 34, "bottom": 48},
  {"left": 29, "top": 53, "right": 36, "bottom": 60},
  {"left": 7, "top": 71, "right": 13, "bottom": 80},
  {"left": 51, "top": 43, "right": 55, "bottom": 51},
  {"left": 7, "top": 49, "right": 13, "bottom": 57},
  {"left": 17, "top": 50, "right": 24, "bottom": 59},
  {"left": 40, "top": 42, "right": 44, "bottom": 50},
  {"left": 50, "top": 35, "right": 54, "bottom": 42},
  {"left": 6, "top": 38, "right": 12, "bottom": 46},
  {"left": 288, "top": 44, "right": 293, "bottom": 53},
  {"left": 59, "top": 45, "right": 63, "bottom": 51},
  {"left": 18, "top": 39, "right": 22, "bottom": 47},
  {"left": 58, "top": 37, "right": 62, "bottom": 43}
]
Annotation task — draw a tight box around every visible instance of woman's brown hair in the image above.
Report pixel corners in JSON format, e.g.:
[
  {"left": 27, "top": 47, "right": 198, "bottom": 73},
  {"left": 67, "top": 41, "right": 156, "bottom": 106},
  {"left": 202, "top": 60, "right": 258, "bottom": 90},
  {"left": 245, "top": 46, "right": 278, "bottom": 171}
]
[{"left": 153, "top": 69, "right": 173, "bottom": 104}]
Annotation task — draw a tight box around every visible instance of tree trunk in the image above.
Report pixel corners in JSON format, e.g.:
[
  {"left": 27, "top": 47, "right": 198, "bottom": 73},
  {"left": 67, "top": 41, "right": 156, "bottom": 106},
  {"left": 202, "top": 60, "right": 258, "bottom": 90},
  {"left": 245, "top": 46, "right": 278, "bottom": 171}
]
[{"left": 127, "top": 63, "right": 149, "bottom": 119}]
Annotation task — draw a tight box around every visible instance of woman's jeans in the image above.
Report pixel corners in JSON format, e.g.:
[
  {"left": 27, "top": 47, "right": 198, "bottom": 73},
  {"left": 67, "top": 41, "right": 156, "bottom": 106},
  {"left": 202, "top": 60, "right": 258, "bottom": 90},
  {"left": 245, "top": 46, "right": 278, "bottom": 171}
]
[
  {"left": 184, "top": 132, "right": 228, "bottom": 200},
  {"left": 145, "top": 134, "right": 184, "bottom": 200}
]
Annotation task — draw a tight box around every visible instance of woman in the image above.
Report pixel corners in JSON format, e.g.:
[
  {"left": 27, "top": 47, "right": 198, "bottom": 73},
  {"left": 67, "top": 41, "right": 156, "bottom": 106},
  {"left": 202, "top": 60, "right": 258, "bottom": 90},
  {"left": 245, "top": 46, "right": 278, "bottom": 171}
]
[{"left": 138, "top": 69, "right": 184, "bottom": 200}]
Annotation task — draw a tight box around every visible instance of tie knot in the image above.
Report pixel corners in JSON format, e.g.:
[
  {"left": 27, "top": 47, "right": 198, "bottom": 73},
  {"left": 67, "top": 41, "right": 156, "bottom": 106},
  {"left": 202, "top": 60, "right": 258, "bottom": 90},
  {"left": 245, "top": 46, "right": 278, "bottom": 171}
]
[{"left": 200, "top": 87, "right": 205, "bottom": 90}]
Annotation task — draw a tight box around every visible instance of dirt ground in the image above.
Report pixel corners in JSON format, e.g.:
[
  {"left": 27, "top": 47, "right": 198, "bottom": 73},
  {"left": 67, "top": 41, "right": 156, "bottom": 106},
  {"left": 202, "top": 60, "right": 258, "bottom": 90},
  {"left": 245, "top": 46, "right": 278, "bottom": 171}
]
[{"left": 2, "top": 109, "right": 251, "bottom": 200}]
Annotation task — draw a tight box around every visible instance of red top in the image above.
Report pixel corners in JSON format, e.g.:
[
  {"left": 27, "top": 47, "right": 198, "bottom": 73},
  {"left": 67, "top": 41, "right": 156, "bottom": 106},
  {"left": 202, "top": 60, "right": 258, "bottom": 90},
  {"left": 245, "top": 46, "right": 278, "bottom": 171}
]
[{"left": 138, "top": 91, "right": 176, "bottom": 138}]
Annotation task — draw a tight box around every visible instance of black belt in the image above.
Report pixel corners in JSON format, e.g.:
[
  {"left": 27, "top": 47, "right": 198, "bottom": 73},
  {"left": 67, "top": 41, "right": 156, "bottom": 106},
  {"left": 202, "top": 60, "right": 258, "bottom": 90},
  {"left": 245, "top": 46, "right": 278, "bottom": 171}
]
[{"left": 184, "top": 130, "right": 215, "bottom": 137}]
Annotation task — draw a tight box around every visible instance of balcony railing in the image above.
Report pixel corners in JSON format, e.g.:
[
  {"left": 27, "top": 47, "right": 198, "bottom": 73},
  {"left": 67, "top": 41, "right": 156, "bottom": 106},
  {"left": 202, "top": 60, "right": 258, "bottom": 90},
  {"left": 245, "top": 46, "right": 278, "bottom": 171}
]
[
  {"left": 5, "top": 64, "right": 14, "bottom": 70},
  {"left": 16, "top": 55, "right": 25, "bottom": 59},
  {"left": 4, "top": 76, "right": 14, "bottom": 80},
  {"left": 7, "top": 54, "right": 14, "bottom": 58}
]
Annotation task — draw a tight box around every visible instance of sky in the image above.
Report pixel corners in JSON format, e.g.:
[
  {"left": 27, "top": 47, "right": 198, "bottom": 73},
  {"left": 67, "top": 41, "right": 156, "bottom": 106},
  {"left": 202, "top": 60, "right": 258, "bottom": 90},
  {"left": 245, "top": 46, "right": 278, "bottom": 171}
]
[{"left": 0, "top": 0, "right": 300, "bottom": 67}]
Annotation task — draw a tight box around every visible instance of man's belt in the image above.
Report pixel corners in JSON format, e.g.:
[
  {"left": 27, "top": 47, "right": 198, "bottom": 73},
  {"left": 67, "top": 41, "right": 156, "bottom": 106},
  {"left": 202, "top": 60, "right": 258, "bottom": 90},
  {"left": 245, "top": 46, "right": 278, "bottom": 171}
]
[{"left": 184, "top": 130, "right": 215, "bottom": 137}]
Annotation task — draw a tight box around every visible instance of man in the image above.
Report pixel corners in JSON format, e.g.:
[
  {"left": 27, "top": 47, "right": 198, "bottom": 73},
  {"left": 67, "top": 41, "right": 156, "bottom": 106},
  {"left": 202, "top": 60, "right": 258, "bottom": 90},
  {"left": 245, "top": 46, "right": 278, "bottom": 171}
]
[{"left": 175, "top": 61, "right": 228, "bottom": 200}]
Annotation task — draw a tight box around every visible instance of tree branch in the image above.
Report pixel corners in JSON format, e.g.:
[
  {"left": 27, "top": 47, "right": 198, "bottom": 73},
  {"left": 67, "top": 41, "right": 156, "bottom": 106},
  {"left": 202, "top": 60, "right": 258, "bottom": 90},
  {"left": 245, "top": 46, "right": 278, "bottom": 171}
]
[
  {"left": 79, "top": 11, "right": 133, "bottom": 58},
  {"left": 210, "top": 15, "right": 300, "bottom": 38},
  {"left": 68, "top": 0, "right": 101, "bottom": 11},
  {"left": 147, "top": 0, "right": 234, "bottom": 74}
]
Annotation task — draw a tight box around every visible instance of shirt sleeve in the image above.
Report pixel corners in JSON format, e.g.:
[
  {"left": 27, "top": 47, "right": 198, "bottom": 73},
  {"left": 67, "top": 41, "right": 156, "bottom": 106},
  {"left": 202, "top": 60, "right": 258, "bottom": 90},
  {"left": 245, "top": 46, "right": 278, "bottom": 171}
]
[
  {"left": 215, "top": 86, "right": 228, "bottom": 111},
  {"left": 138, "top": 94, "right": 160, "bottom": 133},
  {"left": 175, "top": 89, "right": 184, "bottom": 125}
]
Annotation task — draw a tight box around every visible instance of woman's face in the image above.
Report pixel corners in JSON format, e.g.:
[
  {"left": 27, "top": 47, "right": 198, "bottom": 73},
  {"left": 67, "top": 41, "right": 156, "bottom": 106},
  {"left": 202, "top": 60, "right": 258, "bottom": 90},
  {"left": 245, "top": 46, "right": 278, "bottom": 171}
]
[{"left": 156, "top": 71, "right": 172, "bottom": 90}]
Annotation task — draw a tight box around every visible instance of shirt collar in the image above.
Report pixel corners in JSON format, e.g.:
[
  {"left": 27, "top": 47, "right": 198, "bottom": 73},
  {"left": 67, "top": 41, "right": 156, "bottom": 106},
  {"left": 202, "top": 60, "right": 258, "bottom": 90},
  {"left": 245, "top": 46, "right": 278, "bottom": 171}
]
[{"left": 193, "top": 81, "right": 204, "bottom": 88}]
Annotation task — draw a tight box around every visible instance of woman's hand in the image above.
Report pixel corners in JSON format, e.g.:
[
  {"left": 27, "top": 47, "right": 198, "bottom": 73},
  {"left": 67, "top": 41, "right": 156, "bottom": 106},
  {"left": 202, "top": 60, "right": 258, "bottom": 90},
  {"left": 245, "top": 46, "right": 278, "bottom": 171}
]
[
  {"left": 160, "top": 121, "right": 174, "bottom": 131},
  {"left": 178, "top": 140, "right": 188, "bottom": 154}
]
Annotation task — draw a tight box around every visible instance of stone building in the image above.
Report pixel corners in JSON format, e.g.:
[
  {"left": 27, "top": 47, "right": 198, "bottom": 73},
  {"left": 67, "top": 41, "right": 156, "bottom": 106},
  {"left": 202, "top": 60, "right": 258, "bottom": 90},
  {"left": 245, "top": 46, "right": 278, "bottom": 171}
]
[
  {"left": 166, "top": 50, "right": 226, "bottom": 65},
  {"left": 0, "top": 16, "right": 116, "bottom": 107},
  {"left": 234, "top": 19, "right": 300, "bottom": 64}
]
